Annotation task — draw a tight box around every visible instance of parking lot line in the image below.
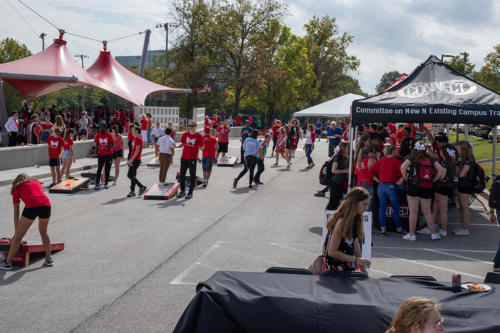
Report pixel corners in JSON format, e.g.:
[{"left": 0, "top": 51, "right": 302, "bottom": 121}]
[
  {"left": 425, "top": 249, "right": 492, "bottom": 264},
  {"left": 373, "top": 246, "right": 496, "bottom": 253},
  {"left": 170, "top": 242, "right": 222, "bottom": 285}
]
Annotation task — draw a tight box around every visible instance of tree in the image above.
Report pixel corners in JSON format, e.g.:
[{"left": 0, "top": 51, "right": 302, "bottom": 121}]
[
  {"left": 0, "top": 38, "right": 32, "bottom": 114},
  {"left": 303, "top": 16, "right": 360, "bottom": 105},
  {"left": 211, "top": 0, "right": 287, "bottom": 115},
  {"left": 375, "top": 71, "right": 401, "bottom": 93},
  {"left": 473, "top": 45, "right": 500, "bottom": 93},
  {"left": 444, "top": 56, "right": 475, "bottom": 77}
]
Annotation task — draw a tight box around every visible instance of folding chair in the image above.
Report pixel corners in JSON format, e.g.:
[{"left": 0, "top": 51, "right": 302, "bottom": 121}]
[
  {"left": 484, "top": 272, "right": 500, "bottom": 284},
  {"left": 391, "top": 275, "right": 437, "bottom": 281},
  {"left": 265, "top": 267, "right": 312, "bottom": 275},
  {"left": 469, "top": 192, "right": 489, "bottom": 212}
]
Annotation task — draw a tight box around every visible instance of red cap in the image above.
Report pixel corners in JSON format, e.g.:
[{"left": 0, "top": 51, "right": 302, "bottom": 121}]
[{"left": 204, "top": 126, "right": 211, "bottom": 133}]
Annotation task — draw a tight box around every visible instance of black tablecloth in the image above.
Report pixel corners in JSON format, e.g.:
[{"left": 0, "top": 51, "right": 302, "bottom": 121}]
[{"left": 174, "top": 271, "right": 500, "bottom": 333}]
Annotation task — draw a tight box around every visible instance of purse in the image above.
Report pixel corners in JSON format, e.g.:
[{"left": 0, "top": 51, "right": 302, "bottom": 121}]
[{"left": 307, "top": 232, "right": 330, "bottom": 275}]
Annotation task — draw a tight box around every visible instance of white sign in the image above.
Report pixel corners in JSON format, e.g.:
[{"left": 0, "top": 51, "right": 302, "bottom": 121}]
[{"left": 322, "top": 210, "right": 372, "bottom": 264}]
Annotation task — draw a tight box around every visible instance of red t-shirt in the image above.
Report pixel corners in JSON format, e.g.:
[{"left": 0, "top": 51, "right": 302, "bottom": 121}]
[
  {"left": 140, "top": 119, "right": 148, "bottom": 130},
  {"left": 94, "top": 132, "right": 114, "bottom": 156},
  {"left": 202, "top": 134, "right": 217, "bottom": 158},
  {"left": 41, "top": 123, "right": 53, "bottom": 131},
  {"left": 369, "top": 157, "right": 402, "bottom": 183},
  {"left": 128, "top": 131, "right": 134, "bottom": 142},
  {"left": 63, "top": 137, "right": 73, "bottom": 151},
  {"left": 181, "top": 132, "right": 203, "bottom": 160},
  {"left": 395, "top": 130, "right": 404, "bottom": 144},
  {"left": 47, "top": 135, "right": 64, "bottom": 158},
  {"left": 114, "top": 110, "right": 120, "bottom": 119},
  {"left": 272, "top": 125, "right": 281, "bottom": 138},
  {"left": 169, "top": 129, "right": 176, "bottom": 140},
  {"left": 432, "top": 142, "right": 444, "bottom": 162},
  {"left": 217, "top": 126, "right": 230, "bottom": 143},
  {"left": 13, "top": 181, "right": 51, "bottom": 208},
  {"left": 131, "top": 136, "right": 143, "bottom": 160},
  {"left": 205, "top": 118, "right": 211, "bottom": 127}
]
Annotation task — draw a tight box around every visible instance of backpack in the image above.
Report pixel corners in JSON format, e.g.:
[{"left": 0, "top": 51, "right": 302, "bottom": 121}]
[
  {"left": 319, "top": 159, "right": 333, "bottom": 186},
  {"left": 407, "top": 159, "right": 434, "bottom": 188},
  {"left": 472, "top": 163, "right": 486, "bottom": 194},
  {"left": 489, "top": 176, "right": 500, "bottom": 209}
]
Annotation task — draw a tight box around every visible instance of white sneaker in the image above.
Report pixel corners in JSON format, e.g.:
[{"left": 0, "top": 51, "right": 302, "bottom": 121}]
[
  {"left": 453, "top": 228, "right": 464, "bottom": 233},
  {"left": 112, "top": 181, "right": 117, "bottom": 185},
  {"left": 439, "top": 230, "right": 447, "bottom": 237},
  {"left": 99, "top": 181, "right": 105, "bottom": 186},
  {"left": 417, "top": 227, "right": 431, "bottom": 235},
  {"left": 403, "top": 233, "right": 416, "bottom": 241},
  {"left": 431, "top": 233, "right": 441, "bottom": 240},
  {"left": 454, "top": 229, "right": 470, "bottom": 236}
]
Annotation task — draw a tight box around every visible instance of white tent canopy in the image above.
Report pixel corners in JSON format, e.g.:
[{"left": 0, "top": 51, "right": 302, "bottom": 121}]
[{"left": 293, "top": 93, "right": 365, "bottom": 118}]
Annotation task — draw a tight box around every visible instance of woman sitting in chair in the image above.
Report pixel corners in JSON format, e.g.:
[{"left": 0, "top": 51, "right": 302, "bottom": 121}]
[{"left": 324, "top": 187, "right": 371, "bottom": 272}]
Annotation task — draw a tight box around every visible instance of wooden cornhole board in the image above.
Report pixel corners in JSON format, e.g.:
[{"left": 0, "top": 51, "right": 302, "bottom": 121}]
[
  {"left": 49, "top": 178, "right": 90, "bottom": 193},
  {"left": 143, "top": 182, "right": 180, "bottom": 200},
  {"left": 147, "top": 156, "right": 160, "bottom": 167},
  {"left": 217, "top": 155, "right": 238, "bottom": 167},
  {"left": 0, "top": 238, "right": 65, "bottom": 267}
]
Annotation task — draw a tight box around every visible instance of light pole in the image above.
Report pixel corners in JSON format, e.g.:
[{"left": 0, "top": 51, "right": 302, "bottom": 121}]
[
  {"left": 74, "top": 54, "right": 89, "bottom": 112},
  {"left": 40, "top": 33, "right": 47, "bottom": 110}
]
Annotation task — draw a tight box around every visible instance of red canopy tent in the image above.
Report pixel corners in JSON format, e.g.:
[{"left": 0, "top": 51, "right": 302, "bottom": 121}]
[
  {"left": 0, "top": 38, "right": 101, "bottom": 98},
  {"left": 382, "top": 73, "right": 408, "bottom": 93},
  {"left": 86, "top": 47, "right": 190, "bottom": 106}
]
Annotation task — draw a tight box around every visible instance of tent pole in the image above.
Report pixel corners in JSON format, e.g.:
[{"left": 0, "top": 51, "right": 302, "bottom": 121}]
[
  {"left": 493, "top": 126, "right": 497, "bottom": 177},
  {"left": 348, "top": 125, "right": 354, "bottom": 190},
  {"left": 464, "top": 124, "right": 469, "bottom": 141},
  {"left": 0, "top": 79, "right": 8, "bottom": 146}
]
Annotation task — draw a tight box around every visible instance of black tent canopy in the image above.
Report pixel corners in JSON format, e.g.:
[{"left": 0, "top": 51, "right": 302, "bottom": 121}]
[{"left": 351, "top": 55, "right": 500, "bottom": 126}]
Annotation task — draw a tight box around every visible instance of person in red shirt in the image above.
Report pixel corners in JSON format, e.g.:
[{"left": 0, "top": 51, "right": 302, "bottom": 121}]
[
  {"left": 216, "top": 120, "right": 230, "bottom": 160},
  {"left": 126, "top": 126, "right": 147, "bottom": 197},
  {"left": 235, "top": 114, "right": 242, "bottom": 126},
  {"left": 271, "top": 120, "right": 281, "bottom": 157},
  {"left": 177, "top": 120, "right": 204, "bottom": 199},
  {"left": 93, "top": 123, "right": 114, "bottom": 190},
  {"left": 29, "top": 114, "right": 40, "bottom": 145},
  {"left": 369, "top": 145, "right": 404, "bottom": 235},
  {"left": 212, "top": 113, "right": 219, "bottom": 129},
  {"left": 60, "top": 128, "right": 76, "bottom": 181},
  {"left": 46, "top": 127, "right": 64, "bottom": 187},
  {"left": 204, "top": 116, "right": 212, "bottom": 128},
  {"left": 202, "top": 126, "right": 219, "bottom": 187},
  {"left": 0, "top": 174, "right": 54, "bottom": 270}
]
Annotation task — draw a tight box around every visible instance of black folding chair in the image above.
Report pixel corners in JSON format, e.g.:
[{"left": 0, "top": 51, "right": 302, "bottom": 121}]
[
  {"left": 391, "top": 275, "right": 437, "bottom": 281},
  {"left": 484, "top": 272, "right": 500, "bottom": 284},
  {"left": 265, "top": 267, "right": 312, "bottom": 275},
  {"left": 321, "top": 271, "right": 368, "bottom": 279}
]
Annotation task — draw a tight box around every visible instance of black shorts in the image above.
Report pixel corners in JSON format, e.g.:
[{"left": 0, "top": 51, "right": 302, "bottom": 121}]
[
  {"left": 217, "top": 142, "right": 228, "bottom": 153},
  {"left": 405, "top": 184, "right": 433, "bottom": 199},
  {"left": 434, "top": 182, "right": 454, "bottom": 197},
  {"left": 49, "top": 158, "right": 59, "bottom": 167},
  {"left": 79, "top": 129, "right": 87, "bottom": 136},
  {"left": 113, "top": 149, "right": 123, "bottom": 159},
  {"left": 458, "top": 185, "right": 474, "bottom": 195},
  {"left": 22, "top": 205, "right": 51, "bottom": 220}
]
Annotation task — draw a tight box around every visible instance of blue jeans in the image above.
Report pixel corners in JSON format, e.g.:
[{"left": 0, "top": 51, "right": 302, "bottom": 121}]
[
  {"left": 378, "top": 182, "right": 401, "bottom": 229},
  {"left": 305, "top": 144, "right": 313, "bottom": 165}
]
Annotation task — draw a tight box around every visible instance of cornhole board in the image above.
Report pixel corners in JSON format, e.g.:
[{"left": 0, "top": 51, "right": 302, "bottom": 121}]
[
  {"left": 147, "top": 156, "right": 160, "bottom": 167},
  {"left": 217, "top": 155, "right": 238, "bottom": 167},
  {"left": 143, "top": 182, "right": 180, "bottom": 200},
  {"left": 81, "top": 172, "right": 115, "bottom": 184},
  {"left": 49, "top": 178, "right": 90, "bottom": 193},
  {"left": 0, "top": 238, "right": 65, "bottom": 267},
  {"left": 175, "top": 174, "right": 204, "bottom": 187}
]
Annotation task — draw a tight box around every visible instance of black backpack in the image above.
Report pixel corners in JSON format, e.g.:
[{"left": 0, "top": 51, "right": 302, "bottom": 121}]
[
  {"left": 489, "top": 176, "right": 500, "bottom": 209},
  {"left": 472, "top": 163, "right": 486, "bottom": 194},
  {"left": 319, "top": 159, "right": 333, "bottom": 186}
]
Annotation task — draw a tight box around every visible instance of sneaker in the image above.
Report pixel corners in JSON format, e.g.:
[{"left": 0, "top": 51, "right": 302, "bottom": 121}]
[
  {"left": 249, "top": 184, "right": 253, "bottom": 189},
  {"left": 287, "top": 161, "right": 292, "bottom": 169},
  {"left": 103, "top": 184, "right": 109, "bottom": 189},
  {"left": 138, "top": 186, "right": 147, "bottom": 195},
  {"left": 185, "top": 193, "right": 193, "bottom": 200},
  {"left": 94, "top": 185, "right": 100, "bottom": 191},
  {"left": 314, "top": 191, "right": 326, "bottom": 197},
  {"left": 454, "top": 229, "right": 470, "bottom": 236},
  {"left": 0, "top": 260, "right": 13, "bottom": 271},
  {"left": 177, "top": 191, "right": 186, "bottom": 199},
  {"left": 256, "top": 180, "right": 264, "bottom": 185},
  {"left": 439, "top": 230, "right": 447, "bottom": 237},
  {"left": 203, "top": 179, "right": 208, "bottom": 187},
  {"left": 99, "top": 181, "right": 105, "bottom": 186},
  {"left": 127, "top": 191, "right": 135, "bottom": 197},
  {"left": 48, "top": 183, "right": 56, "bottom": 188},
  {"left": 44, "top": 258, "right": 54, "bottom": 267},
  {"left": 431, "top": 233, "right": 441, "bottom": 240},
  {"left": 417, "top": 227, "right": 431, "bottom": 235},
  {"left": 403, "top": 233, "right": 416, "bottom": 241},
  {"left": 494, "top": 267, "right": 500, "bottom": 273},
  {"left": 112, "top": 181, "right": 117, "bottom": 185},
  {"left": 233, "top": 178, "right": 238, "bottom": 189}
]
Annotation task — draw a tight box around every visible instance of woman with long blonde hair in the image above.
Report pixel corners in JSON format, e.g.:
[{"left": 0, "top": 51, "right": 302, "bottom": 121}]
[
  {"left": 0, "top": 174, "right": 54, "bottom": 270},
  {"left": 324, "top": 187, "right": 371, "bottom": 272},
  {"left": 386, "top": 297, "right": 444, "bottom": 333},
  {"left": 60, "top": 128, "right": 76, "bottom": 180}
]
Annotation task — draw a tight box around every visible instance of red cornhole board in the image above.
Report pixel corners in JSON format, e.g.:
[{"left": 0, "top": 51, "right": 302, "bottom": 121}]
[
  {"left": 49, "top": 177, "right": 90, "bottom": 193},
  {"left": 143, "top": 182, "right": 180, "bottom": 200},
  {"left": 217, "top": 155, "right": 238, "bottom": 167},
  {"left": 0, "top": 238, "right": 65, "bottom": 267}
]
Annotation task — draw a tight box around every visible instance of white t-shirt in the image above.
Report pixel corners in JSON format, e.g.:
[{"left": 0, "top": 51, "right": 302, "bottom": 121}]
[
  {"left": 152, "top": 128, "right": 163, "bottom": 138},
  {"left": 157, "top": 135, "right": 175, "bottom": 154}
]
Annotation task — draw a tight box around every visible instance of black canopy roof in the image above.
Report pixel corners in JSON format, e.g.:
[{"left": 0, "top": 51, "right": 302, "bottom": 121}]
[{"left": 352, "top": 55, "right": 500, "bottom": 126}]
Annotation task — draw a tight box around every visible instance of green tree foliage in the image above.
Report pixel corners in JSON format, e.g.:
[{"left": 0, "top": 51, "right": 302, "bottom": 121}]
[
  {"left": 473, "top": 45, "right": 500, "bottom": 93},
  {"left": 444, "top": 56, "right": 475, "bottom": 77},
  {"left": 375, "top": 71, "right": 401, "bottom": 93},
  {"left": 303, "top": 16, "right": 360, "bottom": 105},
  {"left": 0, "top": 38, "right": 32, "bottom": 114}
]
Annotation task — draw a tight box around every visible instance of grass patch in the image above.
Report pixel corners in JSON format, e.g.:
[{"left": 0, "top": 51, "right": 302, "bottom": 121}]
[
  {"left": 480, "top": 161, "right": 500, "bottom": 189},
  {"left": 448, "top": 132, "right": 493, "bottom": 161}
]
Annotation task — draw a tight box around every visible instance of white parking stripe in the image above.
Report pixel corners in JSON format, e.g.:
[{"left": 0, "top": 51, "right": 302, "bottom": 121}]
[{"left": 373, "top": 246, "right": 496, "bottom": 253}]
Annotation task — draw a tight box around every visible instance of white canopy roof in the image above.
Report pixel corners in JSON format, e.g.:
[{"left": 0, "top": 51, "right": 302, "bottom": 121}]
[{"left": 293, "top": 93, "right": 365, "bottom": 118}]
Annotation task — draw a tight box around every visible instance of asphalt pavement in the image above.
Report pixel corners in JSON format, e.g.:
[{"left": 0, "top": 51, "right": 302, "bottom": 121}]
[{"left": 0, "top": 138, "right": 498, "bottom": 332}]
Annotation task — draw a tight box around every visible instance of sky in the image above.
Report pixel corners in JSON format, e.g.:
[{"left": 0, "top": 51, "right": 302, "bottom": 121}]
[{"left": 1, "top": 0, "right": 500, "bottom": 95}]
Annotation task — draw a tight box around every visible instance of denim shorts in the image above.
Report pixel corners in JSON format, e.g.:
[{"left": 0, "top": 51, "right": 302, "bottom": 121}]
[{"left": 61, "top": 150, "right": 72, "bottom": 159}]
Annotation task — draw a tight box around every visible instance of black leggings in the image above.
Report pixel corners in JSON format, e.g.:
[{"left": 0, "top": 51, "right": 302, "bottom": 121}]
[
  {"left": 127, "top": 159, "right": 144, "bottom": 191},
  {"left": 236, "top": 155, "right": 258, "bottom": 185},
  {"left": 326, "top": 183, "right": 345, "bottom": 210},
  {"left": 180, "top": 158, "right": 197, "bottom": 193},
  {"left": 127, "top": 140, "right": 133, "bottom": 160},
  {"left": 96, "top": 155, "right": 112, "bottom": 185},
  {"left": 272, "top": 137, "right": 278, "bottom": 152}
]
